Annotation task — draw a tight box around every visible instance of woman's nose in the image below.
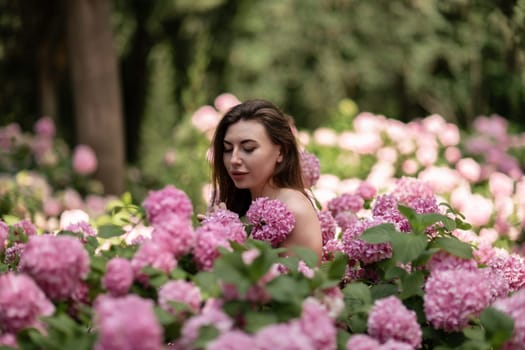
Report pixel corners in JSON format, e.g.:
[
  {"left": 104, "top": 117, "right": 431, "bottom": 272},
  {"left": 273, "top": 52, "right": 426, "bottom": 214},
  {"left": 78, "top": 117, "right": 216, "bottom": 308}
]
[{"left": 230, "top": 148, "right": 242, "bottom": 164}]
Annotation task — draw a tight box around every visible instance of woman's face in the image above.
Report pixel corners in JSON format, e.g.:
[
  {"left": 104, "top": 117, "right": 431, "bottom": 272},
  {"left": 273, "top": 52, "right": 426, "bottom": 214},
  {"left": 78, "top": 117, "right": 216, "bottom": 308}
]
[{"left": 223, "top": 119, "right": 282, "bottom": 195}]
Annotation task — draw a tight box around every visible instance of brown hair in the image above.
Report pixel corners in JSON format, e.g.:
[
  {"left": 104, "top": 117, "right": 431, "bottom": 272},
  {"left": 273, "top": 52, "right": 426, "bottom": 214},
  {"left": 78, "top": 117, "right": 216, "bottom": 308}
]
[{"left": 210, "top": 99, "right": 306, "bottom": 216}]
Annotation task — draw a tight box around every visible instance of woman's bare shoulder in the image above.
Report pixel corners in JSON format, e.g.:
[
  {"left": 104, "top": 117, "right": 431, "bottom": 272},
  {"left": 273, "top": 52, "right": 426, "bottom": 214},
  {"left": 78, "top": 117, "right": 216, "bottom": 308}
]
[{"left": 276, "top": 189, "right": 315, "bottom": 214}]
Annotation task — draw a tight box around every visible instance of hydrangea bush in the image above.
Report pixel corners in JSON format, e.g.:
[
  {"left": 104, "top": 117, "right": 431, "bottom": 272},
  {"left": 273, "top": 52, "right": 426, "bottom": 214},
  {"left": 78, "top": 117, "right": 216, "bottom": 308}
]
[{"left": 0, "top": 179, "right": 524, "bottom": 350}]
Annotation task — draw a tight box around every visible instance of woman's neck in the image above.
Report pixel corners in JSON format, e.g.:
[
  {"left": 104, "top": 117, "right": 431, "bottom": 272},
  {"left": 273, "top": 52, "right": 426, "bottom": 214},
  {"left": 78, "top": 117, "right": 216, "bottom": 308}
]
[{"left": 250, "top": 182, "right": 280, "bottom": 199}]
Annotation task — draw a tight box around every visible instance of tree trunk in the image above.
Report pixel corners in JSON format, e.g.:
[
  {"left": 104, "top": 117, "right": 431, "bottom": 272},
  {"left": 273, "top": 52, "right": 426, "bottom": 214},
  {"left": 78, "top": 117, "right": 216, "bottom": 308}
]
[{"left": 66, "top": 0, "right": 125, "bottom": 194}]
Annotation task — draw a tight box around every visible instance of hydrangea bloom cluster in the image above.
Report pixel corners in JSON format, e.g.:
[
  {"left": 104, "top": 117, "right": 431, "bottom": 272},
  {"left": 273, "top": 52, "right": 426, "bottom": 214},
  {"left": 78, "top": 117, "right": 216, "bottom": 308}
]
[
  {"left": 201, "top": 207, "right": 246, "bottom": 243},
  {"left": 318, "top": 210, "right": 337, "bottom": 245},
  {"left": 3, "top": 242, "right": 24, "bottom": 266},
  {"left": 481, "top": 267, "right": 510, "bottom": 303},
  {"left": 102, "top": 257, "right": 134, "bottom": 296},
  {"left": 13, "top": 219, "right": 38, "bottom": 236},
  {"left": 424, "top": 269, "right": 491, "bottom": 331},
  {"left": 341, "top": 218, "right": 392, "bottom": 265},
  {"left": 391, "top": 177, "right": 435, "bottom": 204},
  {"left": 327, "top": 193, "right": 364, "bottom": 217},
  {"left": 493, "top": 289, "right": 525, "bottom": 350},
  {"left": 0, "top": 220, "right": 8, "bottom": 253},
  {"left": 193, "top": 220, "right": 245, "bottom": 271},
  {"left": 0, "top": 272, "right": 55, "bottom": 333},
  {"left": 207, "top": 330, "right": 256, "bottom": 350},
  {"left": 356, "top": 181, "right": 377, "bottom": 200},
  {"left": 252, "top": 297, "right": 338, "bottom": 350},
  {"left": 373, "top": 178, "right": 439, "bottom": 233},
  {"left": 426, "top": 251, "right": 478, "bottom": 274},
  {"left": 94, "top": 294, "right": 163, "bottom": 350},
  {"left": 18, "top": 235, "right": 90, "bottom": 300},
  {"left": 150, "top": 212, "right": 195, "bottom": 258},
  {"left": 255, "top": 322, "right": 316, "bottom": 350},
  {"left": 299, "top": 298, "right": 337, "bottom": 349},
  {"left": 334, "top": 211, "right": 359, "bottom": 232},
  {"left": 0, "top": 333, "right": 17, "bottom": 348},
  {"left": 177, "top": 299, "right": 233, "bottom": 349},
  {"left": 300, "top": 150, "right": 321, "bottom": 188},
  {"left": 158, "top": 280, "right": 202, "bottom": 318},
  {"left": 485, "top": 249, "right": 525, "bottom": 293},
  {"left": 367, "top": 296, "right": 422, "bottom": 348},
  {"left": 246, "top": 197, "right": 295, "bottom": 247},
  {"left": 346, "top": 335, "right": 414, "bottom": 350},
  {"left": 64, "top": 220, "right": 97, "bottom": 241},
  {"left": 372, "top": 194, "right": 411, "bottom": 232},
  {"left": 131, "top": 240, "right": 177, "bottom": 284},
  {"left": 142, "top": 185, "right": 193, "bottom": 225}
]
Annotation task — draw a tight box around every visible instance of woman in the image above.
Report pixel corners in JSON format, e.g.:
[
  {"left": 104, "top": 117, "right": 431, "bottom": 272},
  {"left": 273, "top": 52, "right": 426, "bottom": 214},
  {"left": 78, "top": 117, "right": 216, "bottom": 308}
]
[{"left": 210, "top": 99, "right": 323, "bottom": 262}]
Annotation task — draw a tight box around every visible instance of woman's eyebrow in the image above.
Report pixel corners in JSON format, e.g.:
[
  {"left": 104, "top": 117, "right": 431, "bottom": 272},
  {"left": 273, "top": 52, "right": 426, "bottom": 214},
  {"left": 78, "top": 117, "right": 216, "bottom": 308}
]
[{"left": 223, "top": 139, "right": 257, "bottom": 145}]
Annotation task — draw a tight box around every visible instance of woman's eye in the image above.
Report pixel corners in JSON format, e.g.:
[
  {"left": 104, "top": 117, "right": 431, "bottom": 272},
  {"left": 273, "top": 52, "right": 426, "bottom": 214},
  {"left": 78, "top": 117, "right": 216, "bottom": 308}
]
[
  {"left": 224, "top": 148, "right": 233, "bottom": 153},
  {"left": 244, "top": 148, "right": 255, "bottom": 153}
]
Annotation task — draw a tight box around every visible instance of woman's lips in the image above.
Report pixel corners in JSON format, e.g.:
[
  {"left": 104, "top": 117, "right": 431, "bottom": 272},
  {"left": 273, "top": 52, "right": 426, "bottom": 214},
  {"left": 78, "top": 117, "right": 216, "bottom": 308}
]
[{"left": 230, "top": 171, "right": 248, "bottom": 180}]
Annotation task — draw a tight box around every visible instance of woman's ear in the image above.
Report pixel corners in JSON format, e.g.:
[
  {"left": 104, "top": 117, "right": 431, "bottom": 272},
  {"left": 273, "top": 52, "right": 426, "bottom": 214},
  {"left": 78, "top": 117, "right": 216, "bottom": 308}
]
[{"left": 276, "top": 147, "right": 283, "bottom": 163}]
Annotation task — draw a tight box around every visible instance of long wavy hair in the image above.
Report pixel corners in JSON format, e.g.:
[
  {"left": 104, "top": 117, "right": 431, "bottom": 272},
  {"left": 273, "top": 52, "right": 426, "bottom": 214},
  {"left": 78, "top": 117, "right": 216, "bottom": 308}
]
[{"left": 210, "top": 99, "right": 306, "bottom": 216}]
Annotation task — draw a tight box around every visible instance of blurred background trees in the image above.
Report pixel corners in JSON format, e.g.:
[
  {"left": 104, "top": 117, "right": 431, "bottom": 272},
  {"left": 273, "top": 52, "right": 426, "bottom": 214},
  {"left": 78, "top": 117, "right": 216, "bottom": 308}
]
[{"left": 1, "top": 0, "right": 524, "bottom": 195}]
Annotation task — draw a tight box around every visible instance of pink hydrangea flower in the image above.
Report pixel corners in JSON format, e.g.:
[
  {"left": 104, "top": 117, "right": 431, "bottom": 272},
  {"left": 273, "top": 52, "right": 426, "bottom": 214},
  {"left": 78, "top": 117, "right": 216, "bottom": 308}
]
[
  {"left": 0, "top": 220, "right": 8, "bottom": 253},
  {"left": 150, "top": 213, "right": 195, "bottom": 258},
  {"left": 214, "top": 93, "right": 241, "bottom": 114},
  {"left": 102, "top": 258, "right": 134, "bottom": 296},
  {"left": 367, "top": 296, "right": 422, "bottom": 348},
  {"left": 391, "top": 177, "right": 435, "bottom": 204},
  {"left": 72, "top": 144, "right": 98, "bottom": 175},
  {"left": 300, "top": 150, "right": 321, "bottom": 188},
  {"left": 131, "top": 241, "right": 177, "bottom": 284},
  {"left": 298, "top": 260, "right": 315, "bottom": 278},
  {"left": 318, "top": 286, "right": 345, "bottom": 318},
  {"left": 242, "top": 248, "right": 260, "bottom": 265},
  {"left": 94, "top": 294, "right": 163, "bottom": 350},
  {"left": 341, "top": 219, "right": 392, "bottom": 265},
  {"left": 334, "top": 211, "right": 359, "bottom": 232},
  {"left": 347, "top": 335, "right": 416, "bottom": 350},
  {"left": 142, "top": 185, "right": 193, "bottom": 225},
  {"left": 299, "top": 298, "right": 337, "bottom": 350},
  {"left": 191, "top": 105, "right": 220, "bottom": 133},
  {"left": 255, "top": 321, "right": 315, "bottom": 350},
  {"left": 201, "top": 207, "right": 246, "bottom": 243},
  {"left": 424, "top": 269, "right": 491, "bottom": 331},
  {"left": 493, "top": 289, "right": 525, "bottom": 350},
  {"left": 327, "top": 193, "right": 364, "bottom": 217},
  {"left": 193, "top": 220, "right": 245, "bottom": 271},
  {"left": 322, "top": 238, "right": 345, "bottom": 263},
  {"left": 318, "top": 210, "right": 336, "bottom": 245},
  {"left": 158, "top": 280, "right": 202, "bottom": 317},
  {"left": 346, "top": 334, "right": 381, "bottom": 350},
  {"left": 13, "top": 219, "right": 38, "bottom": 236},
  {"left": 65, "top": 220, "right": 97, "bottom": 241},
  {"left": 34, "top": 116, "right": 56, "bottom": 138},
  {"left": 0, "top": 272, "right": 55, "bottom": 333},
  {"left": 246, "top": 197, "right": 296, "bottom": 247},
  {"left": 207, "top": 330, "right": 256, "bottom": 350},
  {"left": 356, "top": 181, "right": 377, "bottom": 200},
  {"left": 178, "top": 299, "right": 233, "bottom": 349},
  {"left": 486, "top": 249, "right": 525, "bottom": 293},
  {"left": 18, "top": 235, "right": 90, "bottom": 300},
  {"left": 0, "top": 333, "right": 17, "bottom": 348},
  {"left": 481, "top": 267, "right": 509, "bottom": 303},
  {"left": 372, "top": 194, "right": 410, "bottom": 232},
  {"left": 3, "top": 242, "right": 25, "bottom": 266},
  {"left": 426, "top": 251, "right": 478, "bottom": 274}
]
